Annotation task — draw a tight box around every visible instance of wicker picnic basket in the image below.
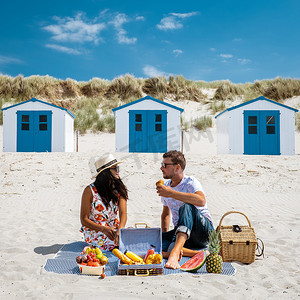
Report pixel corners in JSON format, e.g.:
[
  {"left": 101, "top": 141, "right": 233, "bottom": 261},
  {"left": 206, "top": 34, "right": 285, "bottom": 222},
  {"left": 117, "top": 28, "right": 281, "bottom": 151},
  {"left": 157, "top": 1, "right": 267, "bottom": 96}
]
[{"left": 216, "top": 211, "right": 257, "bottom": 264}]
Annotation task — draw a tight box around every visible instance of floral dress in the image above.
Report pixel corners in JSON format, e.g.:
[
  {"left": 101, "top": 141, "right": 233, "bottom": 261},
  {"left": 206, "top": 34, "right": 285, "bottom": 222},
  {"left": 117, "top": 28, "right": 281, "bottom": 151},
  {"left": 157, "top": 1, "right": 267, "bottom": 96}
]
[{"left": 80, "top": 183, "right": 120, "bottom": 251}]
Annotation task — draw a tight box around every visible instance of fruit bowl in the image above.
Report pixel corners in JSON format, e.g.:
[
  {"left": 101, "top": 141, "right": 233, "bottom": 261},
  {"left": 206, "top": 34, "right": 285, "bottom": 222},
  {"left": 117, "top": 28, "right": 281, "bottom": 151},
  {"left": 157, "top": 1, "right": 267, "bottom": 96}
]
[{"left": 77, "top": 263, "right": 105, "bottom": 276}]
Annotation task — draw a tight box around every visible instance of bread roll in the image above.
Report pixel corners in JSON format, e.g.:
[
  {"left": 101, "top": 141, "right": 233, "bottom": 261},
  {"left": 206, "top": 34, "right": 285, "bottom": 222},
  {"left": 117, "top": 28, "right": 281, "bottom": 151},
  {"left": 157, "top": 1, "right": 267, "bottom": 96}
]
[{"left": 156, "top": 179, "right": 164, "bottom": 186}]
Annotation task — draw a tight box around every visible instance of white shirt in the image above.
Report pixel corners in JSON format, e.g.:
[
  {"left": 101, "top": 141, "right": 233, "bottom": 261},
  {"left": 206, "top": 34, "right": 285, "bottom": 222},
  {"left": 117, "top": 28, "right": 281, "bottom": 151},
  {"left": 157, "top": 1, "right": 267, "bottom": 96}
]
[{"left": 161, "top": 175, "right": 212, "bottom": 227}]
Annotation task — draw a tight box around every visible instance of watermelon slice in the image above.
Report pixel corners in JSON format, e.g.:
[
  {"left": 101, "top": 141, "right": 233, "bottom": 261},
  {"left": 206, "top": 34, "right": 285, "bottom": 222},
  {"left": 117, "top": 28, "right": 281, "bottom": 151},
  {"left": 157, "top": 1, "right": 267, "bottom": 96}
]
[{"left": 180, "top": 250, "right": 207, "bottom": 272}]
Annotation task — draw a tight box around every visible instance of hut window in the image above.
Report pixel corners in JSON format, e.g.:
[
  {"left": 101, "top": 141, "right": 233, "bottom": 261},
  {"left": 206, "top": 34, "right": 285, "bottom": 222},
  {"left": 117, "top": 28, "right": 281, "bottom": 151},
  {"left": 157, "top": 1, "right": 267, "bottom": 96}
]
[
  {"left": 39, "top": 115, "right": 47, "bottom": 122},
  {"left": 22, "top": 115, "right": 29, "bottom": 122},
  {"left": 248, "top": 126, "right": 257, "bottom": 134},
  {"left": 21, "top": 114, "right": 30, "bottom": 130},
  {"left": 248, "top": 116, "right": 257, "bottom": 124},
  {"left": 135, "top": 114, "right": 142, "bottom": 122},
  {"left": 155, "top": 124, "right": 162, "bottom": 131},
  {"left": 155, "top": 114, "right": 162, "bottom": 131},
  {"left": 266, "top": 116, "right": 275, "bottom": 124},
  {"left": 266, "top": 116, "right": 275, "bottom": 134},
  {"left": 267, "top": 126, "right": 275, "bottom": 134},
  {"left": 39, "top": 124, "right": 47, "bottom": 131},
  {"left": 22, "top": 123, "right": 29, "bottom": 130},
  {"left": 135, "top": 124, "right": 142, "bottom": 131},
  {"left": 39, "top": 115, "right": 48, "bottom": 131},
  {"left": 135, "top": 114, "right": 142, "bottom": 131}
]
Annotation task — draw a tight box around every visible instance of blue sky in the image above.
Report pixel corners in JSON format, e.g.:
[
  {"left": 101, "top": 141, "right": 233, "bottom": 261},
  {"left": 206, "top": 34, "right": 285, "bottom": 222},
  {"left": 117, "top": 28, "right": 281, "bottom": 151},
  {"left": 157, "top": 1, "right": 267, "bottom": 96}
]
[{"left": 0, "top": 0, "right": 299, "bottom": 83}]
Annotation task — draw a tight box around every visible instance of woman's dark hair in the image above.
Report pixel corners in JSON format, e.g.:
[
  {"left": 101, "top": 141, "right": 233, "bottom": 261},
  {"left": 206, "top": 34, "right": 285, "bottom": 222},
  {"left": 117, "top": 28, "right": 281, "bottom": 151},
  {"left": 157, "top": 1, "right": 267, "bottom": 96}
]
[{"left": 94, "top": 168, "right": 128, "bottom": 207}]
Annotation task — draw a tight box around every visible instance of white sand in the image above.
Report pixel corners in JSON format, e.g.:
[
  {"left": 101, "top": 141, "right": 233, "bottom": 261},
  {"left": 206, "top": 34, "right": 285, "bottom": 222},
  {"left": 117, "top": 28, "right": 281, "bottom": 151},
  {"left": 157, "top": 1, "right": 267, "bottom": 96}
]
[{"left": 0, "top": 99, "right": 300, "bottom": 299}]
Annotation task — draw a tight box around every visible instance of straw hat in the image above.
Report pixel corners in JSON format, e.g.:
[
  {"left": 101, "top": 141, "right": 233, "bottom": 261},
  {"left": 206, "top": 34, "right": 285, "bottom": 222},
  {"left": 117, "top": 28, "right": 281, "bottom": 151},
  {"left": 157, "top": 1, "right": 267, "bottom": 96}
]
[{"left": 89, "top": 153, "right": 123, "bottom": 178}]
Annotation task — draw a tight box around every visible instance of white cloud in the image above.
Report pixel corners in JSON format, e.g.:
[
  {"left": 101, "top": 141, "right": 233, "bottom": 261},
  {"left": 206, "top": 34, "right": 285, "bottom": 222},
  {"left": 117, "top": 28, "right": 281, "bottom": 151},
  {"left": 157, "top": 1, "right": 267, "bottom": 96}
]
[
  {"left": 220, "top": 54, "right": 233, "bottom": 58},
  {"left": 238, "top": 58, "right": 251, "bottom": 64},
  {"left": 157, "top": 11, "right": 198, "bottom": 31},
  {"left": 171, "top": 12, "right": 198, "bottom": 18},
  {"left": 143, "top": 65, "right": 167, "bottom": 77},
  {"left": 136, "top": 16, "right": 145, "bottom": 21},
  {"left": 173, "top": 49, "right": 183, "bottom": 56},
  {"left": 210, "top": 48, "right": 216, "bottom": 52},
  {"left": 45, "top": 44, "right": 81, "bottom": 55},
  {"left": 0, "top": 54, "right": 22, "bottom": 65},
  {"left": 43, "top": 13, "right": 105, "bottom": 44},
  {"left": 110, "top": 13, "right": 137, "bottom": 44}
]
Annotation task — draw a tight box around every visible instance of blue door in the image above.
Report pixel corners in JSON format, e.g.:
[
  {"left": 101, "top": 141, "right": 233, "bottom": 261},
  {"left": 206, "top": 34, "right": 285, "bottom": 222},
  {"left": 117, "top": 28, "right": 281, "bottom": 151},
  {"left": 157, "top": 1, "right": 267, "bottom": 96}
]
[
  {"left": 17, "top": 111, "right": 52, "bottom": 152},
  {"left": 129, "top": 110, "right": 167, "bottom": 153},
  {"left": 244, "top": 110, "right": 280, "bottom": 155}
]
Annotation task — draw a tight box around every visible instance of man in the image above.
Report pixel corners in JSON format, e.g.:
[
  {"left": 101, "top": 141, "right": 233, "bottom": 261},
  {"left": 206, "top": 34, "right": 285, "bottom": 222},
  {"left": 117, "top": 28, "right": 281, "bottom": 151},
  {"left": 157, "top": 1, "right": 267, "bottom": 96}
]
[{"left": 156, "top": 150, "right": 213, "bottom": 269}]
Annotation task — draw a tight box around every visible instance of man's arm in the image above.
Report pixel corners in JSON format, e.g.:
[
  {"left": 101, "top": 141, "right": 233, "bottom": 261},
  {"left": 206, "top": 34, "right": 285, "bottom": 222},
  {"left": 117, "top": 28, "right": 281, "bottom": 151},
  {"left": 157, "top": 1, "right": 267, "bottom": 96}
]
[
  {"left": 157, "top": 187, "right": 206, "bottom": 207},
  {"left": 161, "top": 205, "right": 171, "bottom": 232}
]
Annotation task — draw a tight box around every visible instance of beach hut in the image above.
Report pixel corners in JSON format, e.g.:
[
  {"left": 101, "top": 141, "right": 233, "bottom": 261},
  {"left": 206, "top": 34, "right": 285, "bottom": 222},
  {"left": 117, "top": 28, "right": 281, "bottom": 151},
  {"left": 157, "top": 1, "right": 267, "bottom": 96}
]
[
  {"left": 112, "top": 95, "right": 184, "bottom": 153},
  {"left": 215, "top": 96, "right": 298, "bottom": 155},
  {"left": 1, "top": 98, "right": 75, "bottom": 152}
]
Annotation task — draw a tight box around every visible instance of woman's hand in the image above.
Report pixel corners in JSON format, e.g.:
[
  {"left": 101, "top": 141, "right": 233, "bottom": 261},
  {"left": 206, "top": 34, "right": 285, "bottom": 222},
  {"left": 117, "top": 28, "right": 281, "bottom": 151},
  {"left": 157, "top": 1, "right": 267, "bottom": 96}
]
[
  {"left": 102, "top": 226, "right": 116, "bottom": 241},
  {"left": 114, "top": 230, "right": 120, "bottom": 246}
]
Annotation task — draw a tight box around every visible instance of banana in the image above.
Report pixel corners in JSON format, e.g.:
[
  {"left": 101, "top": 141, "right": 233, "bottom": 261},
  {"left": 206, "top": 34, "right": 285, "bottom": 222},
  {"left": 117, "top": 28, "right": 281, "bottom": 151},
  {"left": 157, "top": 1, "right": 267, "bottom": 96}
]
[
  {"left": 112, "top": 248, "right": 134, "bottom": 265},
  {"left": 125, "top": 251, "right": 144, "bottom": 264}
]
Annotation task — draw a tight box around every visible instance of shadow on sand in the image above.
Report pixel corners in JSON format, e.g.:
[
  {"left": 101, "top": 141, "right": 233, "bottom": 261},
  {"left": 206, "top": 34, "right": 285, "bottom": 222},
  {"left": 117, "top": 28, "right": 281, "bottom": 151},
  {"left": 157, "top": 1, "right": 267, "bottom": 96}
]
[{"left": 34, "top": 244, "right": 64, "bottom": 255}]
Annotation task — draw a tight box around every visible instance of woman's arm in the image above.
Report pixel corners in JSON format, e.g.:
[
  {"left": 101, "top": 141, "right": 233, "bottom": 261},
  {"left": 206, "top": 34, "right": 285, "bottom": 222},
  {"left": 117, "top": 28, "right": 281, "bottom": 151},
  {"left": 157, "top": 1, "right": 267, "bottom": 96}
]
[
  {"left": 80, "top": 186, "right": 116, "bottom": 241},
  {"left": 114, "top": 196, "right": 127, "bottom": 245}
]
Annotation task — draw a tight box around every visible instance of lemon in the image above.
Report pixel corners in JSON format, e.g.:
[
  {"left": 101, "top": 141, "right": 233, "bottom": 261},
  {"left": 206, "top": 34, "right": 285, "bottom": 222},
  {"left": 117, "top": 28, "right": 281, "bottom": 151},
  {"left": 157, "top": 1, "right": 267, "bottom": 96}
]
[{"left": 95, "top": 247, "right": 102, "bottom": 256}]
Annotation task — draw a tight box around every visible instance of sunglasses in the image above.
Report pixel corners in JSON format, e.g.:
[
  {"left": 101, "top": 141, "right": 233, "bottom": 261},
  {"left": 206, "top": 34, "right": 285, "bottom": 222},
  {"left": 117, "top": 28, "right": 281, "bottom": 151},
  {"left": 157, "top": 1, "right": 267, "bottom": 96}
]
[
  {"left": 110, "top": 165, "right": 120, "bottom": 172},
  {"left": 161, "top": 162, "right": 176, "bottom": 168}
]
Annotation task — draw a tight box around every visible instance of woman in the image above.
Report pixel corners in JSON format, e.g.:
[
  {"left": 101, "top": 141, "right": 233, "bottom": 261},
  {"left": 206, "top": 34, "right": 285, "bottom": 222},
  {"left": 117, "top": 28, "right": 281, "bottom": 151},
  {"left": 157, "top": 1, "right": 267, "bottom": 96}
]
[{"left": 80, "top": 153, "right": 128, "bottom": 251}]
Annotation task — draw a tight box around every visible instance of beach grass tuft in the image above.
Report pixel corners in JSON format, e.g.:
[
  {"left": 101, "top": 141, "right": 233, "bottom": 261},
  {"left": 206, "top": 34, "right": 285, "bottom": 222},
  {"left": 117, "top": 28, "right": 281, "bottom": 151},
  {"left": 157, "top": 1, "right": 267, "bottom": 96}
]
[
  {"left": 192, "top": 116, "right": 213, "bottom": 131},
  {"left": 105, "top": 74, "right": 142, "bottom": 101},
  {"left": 142, "top": 76, "right": 168, "bottom": 100},
  {"left": 210, "top": 100, "right": 226, "bottom": 114},
  {"left": 296, "top": 112, "right": 300, "bottom": 131}
]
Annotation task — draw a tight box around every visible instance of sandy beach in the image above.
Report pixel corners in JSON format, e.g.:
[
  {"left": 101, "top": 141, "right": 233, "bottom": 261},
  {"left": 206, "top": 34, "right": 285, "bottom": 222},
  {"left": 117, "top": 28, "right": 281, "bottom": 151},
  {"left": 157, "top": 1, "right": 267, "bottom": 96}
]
[{"left": 0, "top": 99, "right": 300, "bottom": 299}]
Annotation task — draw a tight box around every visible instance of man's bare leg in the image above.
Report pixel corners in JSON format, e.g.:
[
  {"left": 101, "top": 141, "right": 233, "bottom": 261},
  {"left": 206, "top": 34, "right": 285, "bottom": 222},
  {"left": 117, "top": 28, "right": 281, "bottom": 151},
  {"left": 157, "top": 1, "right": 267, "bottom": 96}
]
[
  {"left": 162, "top": 250, "right": 183, "bottom": 260},
  {"left": 163, "top": 247, "right": 197, "bottom": 259},
  {"left": 165, "top": 232, "right": 187, "bottom": 269},
  {"left": 182, "top": 248, "right": 200, "bottom": 257}
]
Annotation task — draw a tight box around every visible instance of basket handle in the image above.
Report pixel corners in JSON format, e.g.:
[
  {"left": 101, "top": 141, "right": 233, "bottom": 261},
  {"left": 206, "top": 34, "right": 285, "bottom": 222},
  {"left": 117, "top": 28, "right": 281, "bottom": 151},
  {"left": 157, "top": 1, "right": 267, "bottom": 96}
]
[
  {"left": 134, "top": 269, "right": 150, "bottom": 277},
  {"left": 217, "top": 211, "right": 252, "bottom": 229},
  {"left": 135, "top": 222, "right": 150, "bottom": 228}
]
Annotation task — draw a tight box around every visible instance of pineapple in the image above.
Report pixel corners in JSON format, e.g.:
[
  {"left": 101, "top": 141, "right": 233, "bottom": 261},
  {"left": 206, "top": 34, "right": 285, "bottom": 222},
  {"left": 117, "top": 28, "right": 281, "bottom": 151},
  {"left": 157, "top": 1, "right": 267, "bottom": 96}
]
[{"left": 206, "top": 230, "right": 223, "bottom": 274}]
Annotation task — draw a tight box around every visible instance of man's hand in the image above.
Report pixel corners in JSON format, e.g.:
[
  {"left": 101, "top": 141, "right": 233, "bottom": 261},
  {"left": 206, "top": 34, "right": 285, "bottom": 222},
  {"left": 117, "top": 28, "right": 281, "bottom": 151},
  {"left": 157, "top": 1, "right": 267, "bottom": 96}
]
[{"left": 156, "top": 185, "right": 173, "bottom": 197}]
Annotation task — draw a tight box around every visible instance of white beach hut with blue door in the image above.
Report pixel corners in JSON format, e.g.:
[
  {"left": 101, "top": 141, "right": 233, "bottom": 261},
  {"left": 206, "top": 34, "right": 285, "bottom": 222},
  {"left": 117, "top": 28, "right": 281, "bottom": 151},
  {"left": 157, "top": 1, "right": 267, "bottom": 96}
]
[
  {"left": 2, "top": 98, "right": 75, "bottom": 152},
  {"left": 215, "top": 96, "right": 298, "bottom": 155},
  {"left": 112, "top": 95, "right": 184, "bottom": 153}
]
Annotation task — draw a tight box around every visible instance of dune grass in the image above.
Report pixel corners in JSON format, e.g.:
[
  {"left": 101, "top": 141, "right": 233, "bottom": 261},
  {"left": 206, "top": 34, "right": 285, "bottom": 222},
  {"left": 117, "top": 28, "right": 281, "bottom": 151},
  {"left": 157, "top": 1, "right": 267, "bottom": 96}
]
[
  {"left": 210, "top": 100, "right": 226, "bottom": 114},
  {"left": 192, "top": 116, "right": 213, "bottom": 131},
  {"left": 213, "top": 80, "right": 245, "bottom": 100},
  {"left": 142, "top": 76, "right": 168, "bottom": 100},
  {"left": 181, "top": 116, "right": 190, "bottom": 131},
  {"left": 1, "top": 74, "right": 300, "bottom": 132},
  {"left": 79, "top": 77, "right": 110, "bottom": 98},
  {"left": 296, "top": 112, "right": 300, "bottom": 131},
  {"left": 105, "top": 74, "right": 143, "bottom": 101}
]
